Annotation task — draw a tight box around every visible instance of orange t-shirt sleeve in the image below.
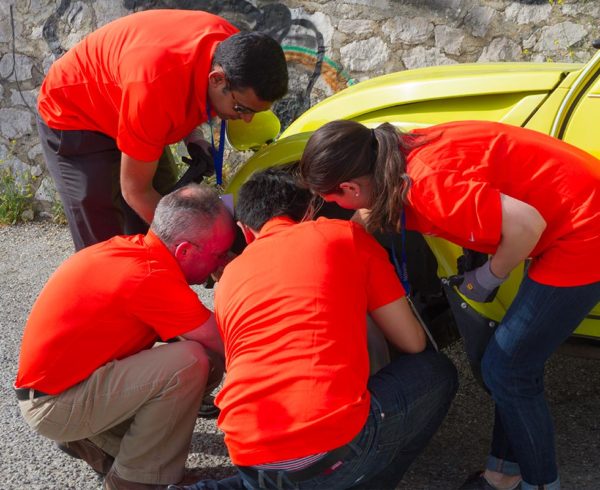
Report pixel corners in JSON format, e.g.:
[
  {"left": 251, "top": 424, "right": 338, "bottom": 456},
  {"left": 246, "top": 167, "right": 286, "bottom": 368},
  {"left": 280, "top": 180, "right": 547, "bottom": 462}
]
[
  {"left": 117, "top": 81, "right": 171, "bottom": 161},
  {"left": 352, "top": 224, "right": 406, "bottom": 311},
  {"left": 129, "top": 270, "right": 211, "bottom": 340},
  {"left": 408, "top": 166, "right": 502, "bottom": 248}
]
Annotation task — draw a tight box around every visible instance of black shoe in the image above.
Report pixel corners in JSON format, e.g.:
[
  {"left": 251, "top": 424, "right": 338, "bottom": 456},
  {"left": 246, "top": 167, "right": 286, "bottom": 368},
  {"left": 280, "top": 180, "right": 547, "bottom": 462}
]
[
  {"left": 458, "top": 472, "right": 521, "bottom": 490},
  {"left": 198, "top": 395, "right": 220, "bottom": 419},
  {"left": 57, "top": 438, "right": 114, "bottom": 475}
]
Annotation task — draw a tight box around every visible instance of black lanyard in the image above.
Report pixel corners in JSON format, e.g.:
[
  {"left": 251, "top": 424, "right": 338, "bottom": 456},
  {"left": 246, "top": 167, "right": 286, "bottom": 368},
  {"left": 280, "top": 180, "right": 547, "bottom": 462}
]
[{"left": 391, "top": 209, "right": 411, "bottom": 295}]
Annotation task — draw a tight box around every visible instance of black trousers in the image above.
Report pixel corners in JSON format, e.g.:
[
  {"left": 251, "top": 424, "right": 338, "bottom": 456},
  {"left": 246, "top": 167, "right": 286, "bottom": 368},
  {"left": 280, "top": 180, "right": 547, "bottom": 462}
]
[{"left": 37, "top": 117, "right": 178, "bottom": 251}]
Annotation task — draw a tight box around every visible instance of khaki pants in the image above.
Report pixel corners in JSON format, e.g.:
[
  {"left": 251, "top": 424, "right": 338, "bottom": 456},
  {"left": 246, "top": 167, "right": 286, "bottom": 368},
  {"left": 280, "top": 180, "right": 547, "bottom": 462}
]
[{"left": 19, "top": 341, "right": 213, "bottom": 485}]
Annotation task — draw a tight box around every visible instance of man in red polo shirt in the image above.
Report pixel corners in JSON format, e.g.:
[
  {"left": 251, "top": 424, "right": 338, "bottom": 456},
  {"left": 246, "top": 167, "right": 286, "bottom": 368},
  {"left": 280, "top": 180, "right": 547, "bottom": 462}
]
[
  {"left": 15, "top": 185, "right": 235, "bottom": 489},
  {"left": 173, "top": 167, "right": 458, "bottom": 490},
  {"left": 37, "top": 9, "right": 288, "bottom": 251}
]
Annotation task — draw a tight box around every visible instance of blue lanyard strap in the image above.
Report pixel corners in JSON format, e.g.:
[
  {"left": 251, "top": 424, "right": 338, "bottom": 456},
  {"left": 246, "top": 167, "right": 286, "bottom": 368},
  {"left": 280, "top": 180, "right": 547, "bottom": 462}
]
[
  {"left": 390, "top": 209, "right": 411, "bottom": 296},
  {"left": 206, "top": 101, "right": 226, "bottom": 186}
]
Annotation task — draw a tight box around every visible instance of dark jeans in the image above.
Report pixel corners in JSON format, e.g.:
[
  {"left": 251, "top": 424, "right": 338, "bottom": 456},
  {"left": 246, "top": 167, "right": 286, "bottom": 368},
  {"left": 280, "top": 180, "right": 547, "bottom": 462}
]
[
  {"left": 481, "top": 276, "right": 600, "bottom": 490},
  {"left": 179, "top": 350, "right": 458, "bottom": 490},
  {"left": 37, "top": 117, "right": 178, "bottom": 250}
]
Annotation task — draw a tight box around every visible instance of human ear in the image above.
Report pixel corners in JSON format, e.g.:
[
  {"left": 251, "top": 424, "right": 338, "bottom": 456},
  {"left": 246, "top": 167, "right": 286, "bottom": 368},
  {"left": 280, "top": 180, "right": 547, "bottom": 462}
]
[
  {"left": 174, "top": 241, "right": 194, "bottom": 261},
  {"left": 237, "top": 222, "right": 256, "bottom": 244},
  {"left": 339, "top": 181, "right": 360, "bottom": 197},
  {"left": 208, "top": 68, "right": 226, "bottom": 87}
]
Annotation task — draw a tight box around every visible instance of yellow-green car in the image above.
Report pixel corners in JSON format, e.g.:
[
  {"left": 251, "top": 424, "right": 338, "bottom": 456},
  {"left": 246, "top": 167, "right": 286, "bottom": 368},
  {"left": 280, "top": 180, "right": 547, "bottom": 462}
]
[{"left": 224, "top": 42, "right": 600, "bottom": 358}]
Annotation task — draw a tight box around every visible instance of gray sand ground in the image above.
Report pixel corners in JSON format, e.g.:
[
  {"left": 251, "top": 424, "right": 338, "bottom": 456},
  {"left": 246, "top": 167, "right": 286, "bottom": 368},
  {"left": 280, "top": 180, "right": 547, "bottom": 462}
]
[{"left": 1, "top": 223, "right": 599, "bottom": 489}]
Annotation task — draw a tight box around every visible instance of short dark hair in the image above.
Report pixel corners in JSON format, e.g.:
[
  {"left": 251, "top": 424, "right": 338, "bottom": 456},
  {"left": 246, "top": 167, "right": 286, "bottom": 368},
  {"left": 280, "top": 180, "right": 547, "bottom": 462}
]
[
  {"left": 236, "top": 164, "right": 311, "bottom": 231},
  {"left": 213, "top": 31, "right": 288, "bottom": 101}
]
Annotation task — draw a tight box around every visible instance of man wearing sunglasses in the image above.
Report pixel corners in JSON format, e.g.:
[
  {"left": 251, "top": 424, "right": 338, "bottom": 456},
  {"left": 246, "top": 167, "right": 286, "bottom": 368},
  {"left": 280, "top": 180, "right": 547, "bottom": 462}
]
[{"left": 37, "top": 9, "right": 288, "bottom": 252}]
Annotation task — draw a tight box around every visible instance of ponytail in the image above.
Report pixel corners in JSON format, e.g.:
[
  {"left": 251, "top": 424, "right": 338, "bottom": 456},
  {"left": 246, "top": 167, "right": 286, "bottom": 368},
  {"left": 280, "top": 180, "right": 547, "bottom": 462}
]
[
  {"left": 299, "top": 120, "right": 424, "bottom": 232},
  {"left": 368, "top": 123, "right": 428, "bottom": 231}
]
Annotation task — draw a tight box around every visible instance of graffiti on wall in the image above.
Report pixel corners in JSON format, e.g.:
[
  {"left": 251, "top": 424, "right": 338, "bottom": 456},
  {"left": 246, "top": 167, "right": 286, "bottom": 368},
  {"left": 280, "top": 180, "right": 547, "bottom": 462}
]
[{"left": 41, "top": 0, "right": 356, "bottom": 129}]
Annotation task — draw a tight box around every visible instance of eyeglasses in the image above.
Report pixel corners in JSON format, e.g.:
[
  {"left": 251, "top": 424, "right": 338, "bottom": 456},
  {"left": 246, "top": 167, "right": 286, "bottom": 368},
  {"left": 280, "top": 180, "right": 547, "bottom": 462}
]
[{"left": 228, "top": 84, "right": 258, "bottom": 115}]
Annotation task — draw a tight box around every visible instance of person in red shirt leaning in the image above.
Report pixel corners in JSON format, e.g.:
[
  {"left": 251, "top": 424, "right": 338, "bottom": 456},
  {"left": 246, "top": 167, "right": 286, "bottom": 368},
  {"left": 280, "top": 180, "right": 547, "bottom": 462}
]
[
  {"left": 15, "top": 184, "right": 235, "bottom": 489},
  {"left": 37, "top": 9, "right": 288, "bottom": 251},
  {"left": 299, "top": 120, "right": 600, "bottom": 490},
  {"left": 172, "top": 167, "right": 458, "bottom": 490}
]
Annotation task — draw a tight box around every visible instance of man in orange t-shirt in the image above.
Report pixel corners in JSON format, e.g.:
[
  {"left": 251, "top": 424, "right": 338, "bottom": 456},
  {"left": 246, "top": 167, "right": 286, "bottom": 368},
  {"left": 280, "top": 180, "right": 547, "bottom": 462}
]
[
  {"left": 37, "top": 9, "right": 288, "bottom": 251},
  {"left": 175, "top": 167, "right": 458, "bottom": 490},
  {"left": 15, "top": 185, "right": 235, "bottom": 489}
]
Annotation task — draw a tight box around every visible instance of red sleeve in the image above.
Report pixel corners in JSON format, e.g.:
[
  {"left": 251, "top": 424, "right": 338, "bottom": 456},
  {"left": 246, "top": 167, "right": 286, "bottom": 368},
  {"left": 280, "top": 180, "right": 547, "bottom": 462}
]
[
  {"left": 129, "top": 269, "right": 211, "bottom": 340},
  {"left": 116, "top": 71, "right": 187, "bottom": 162},
  {"left": 352, "top": 224, "right": 406, "bottom": 311},
  {"left": 407, "top": 164, "right": 502, "bottom": 248}
]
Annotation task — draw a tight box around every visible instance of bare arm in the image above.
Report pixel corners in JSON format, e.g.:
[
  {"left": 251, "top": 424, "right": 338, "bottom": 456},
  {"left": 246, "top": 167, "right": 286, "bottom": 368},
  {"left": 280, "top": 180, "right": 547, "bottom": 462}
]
[
  {"left": 120, "top": 153, "right": 161, "bottom": 224},
  {"left": 369, "top": 297, "right": 427, "bottom": 354},
  {"left": 180, "top": 313, "right": 225, "bottom": 359},
  {"left": 489, "top": 194, "right": 546, "bottom": 278}
]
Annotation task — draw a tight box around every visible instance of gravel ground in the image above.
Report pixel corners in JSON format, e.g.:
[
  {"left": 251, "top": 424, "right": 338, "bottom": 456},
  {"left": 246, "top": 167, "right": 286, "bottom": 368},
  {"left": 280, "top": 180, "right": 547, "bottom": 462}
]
[{"left": 1, "top": 222, "right": 599, "bottom": 489}]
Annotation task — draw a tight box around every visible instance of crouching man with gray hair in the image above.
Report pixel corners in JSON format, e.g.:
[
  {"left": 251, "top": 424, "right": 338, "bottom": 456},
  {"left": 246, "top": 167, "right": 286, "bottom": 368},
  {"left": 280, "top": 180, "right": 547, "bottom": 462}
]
[{"left": 14, "top": 185, "right": 235, "bottom": 489}]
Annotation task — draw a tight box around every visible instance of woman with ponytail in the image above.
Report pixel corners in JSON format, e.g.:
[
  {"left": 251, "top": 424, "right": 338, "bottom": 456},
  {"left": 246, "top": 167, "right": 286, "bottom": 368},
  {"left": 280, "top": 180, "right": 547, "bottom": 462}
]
[{"left": 299, "top": 119, "right": 600, "bottom": 490}]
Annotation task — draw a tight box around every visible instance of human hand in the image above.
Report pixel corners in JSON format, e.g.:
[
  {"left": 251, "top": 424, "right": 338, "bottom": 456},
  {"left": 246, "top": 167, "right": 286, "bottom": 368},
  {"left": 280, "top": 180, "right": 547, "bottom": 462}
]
[
  {"left": 182, "top": 142, "right": 214, "bottom": 177},
  {"left": 449, "top": 260, "right": 506, "bottom": 303}
]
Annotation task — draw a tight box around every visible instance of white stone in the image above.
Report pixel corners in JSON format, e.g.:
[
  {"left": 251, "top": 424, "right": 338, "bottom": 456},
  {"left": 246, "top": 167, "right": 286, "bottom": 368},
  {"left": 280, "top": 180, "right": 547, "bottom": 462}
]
[
  {"left": 0, "top": 108, "right": 33, "bottom": 139},
  {"left": 94, "top": 1, "right": 128, "bottom": 28},
  {"left": 402, "top": 46, "right": 458, "bottom": 70},
  {"left": 28, "top": 143, "right": 43, "bottom": 161},
  {"left": 0, "top": 1, "right": 23, "bottom": 44},
  {"left": 465, "top": 5, "right": 496, "bottom": 38},
  {"left": 34, "top": 176, "right": 57, "bottom": 203},
  {"left": 30, "top": 26, "right": 44, "bottom": 41},
  {"left": 338, "top": 0, "right": 390, "bottom": 10},
  {"left": 534, "top": 22, "right": 588, "bottom": 53},
  {"left": 523, "top": 34, "right": 537, "bottom": 50},
  {"left": 337, "top": 20, "right": 377, "bottom": 37},
  {"left": 478, "top": 37, "right": 522, "bottom": 62},
  {"left": 434, "top": 25, "right": 464, "bottom": 56},
  {"left": 562, "top": 3, "right": 600, "bottom": 18},
  {"left": 505, "top": 3, "right": 552, "bottom": 25},
  {"left": 20, "top": 208, "right": 35, "bottom": 222},
  {"left": 2, "top": 154, "right": 28, "bottom": 177},
  {"left": 29, "top": 165, "right": 43, "bottom": 178},
  {"left": 290, "top": 8, "right": 334, "bottom": 47},
  {"left": 382, "top": 17, "right": 434, "bottom": 45},
  {"left": 10, "top": 88, "right": 38, "bottom": 109},
  {"left": 341, "top": 37, "right": 390, "bottom": 72},
  {"left": 57, "top": 1, "right": 95, "bottom": 51},
  {"left": 0, "top": 53, "right": 34, "bottom": 82},
  {"left": 42, "top": 53, "right": 55, "bottom": 75}
]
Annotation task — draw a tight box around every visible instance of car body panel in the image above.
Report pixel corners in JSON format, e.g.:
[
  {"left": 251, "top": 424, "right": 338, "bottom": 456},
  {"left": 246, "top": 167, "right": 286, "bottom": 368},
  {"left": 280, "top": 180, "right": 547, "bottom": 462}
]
[
  {"left": 282, "top": 63, "right": 576, "bottom": 136},
  {"left": 226, "top": 53, "right": 600, "bottom": 341}
]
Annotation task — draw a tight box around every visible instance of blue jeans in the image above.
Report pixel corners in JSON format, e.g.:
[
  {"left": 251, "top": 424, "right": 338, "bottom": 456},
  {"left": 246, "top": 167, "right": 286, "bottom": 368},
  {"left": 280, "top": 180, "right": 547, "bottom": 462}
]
[
  {"left": 179, "top": 350, "right": 458, "bottom": 490},
  {"left": 481, "top": 276, "right": 600, "bottom": 490}
]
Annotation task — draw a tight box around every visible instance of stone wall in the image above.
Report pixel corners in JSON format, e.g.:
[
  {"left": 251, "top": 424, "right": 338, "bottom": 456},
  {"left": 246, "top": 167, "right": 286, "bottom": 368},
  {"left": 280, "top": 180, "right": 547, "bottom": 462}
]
[{"left": 1, "top": 0, "right": 599, "bottom": 216}]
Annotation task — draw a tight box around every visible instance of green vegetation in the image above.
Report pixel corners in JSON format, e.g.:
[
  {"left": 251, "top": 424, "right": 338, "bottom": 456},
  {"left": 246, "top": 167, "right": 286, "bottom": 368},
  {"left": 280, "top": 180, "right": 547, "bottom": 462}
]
[
  {"left": 0, "top": 165, "right": 36, "bottom": 225},
  {"left": 50, "top": 193, "right": 67, "bottom": 225}
]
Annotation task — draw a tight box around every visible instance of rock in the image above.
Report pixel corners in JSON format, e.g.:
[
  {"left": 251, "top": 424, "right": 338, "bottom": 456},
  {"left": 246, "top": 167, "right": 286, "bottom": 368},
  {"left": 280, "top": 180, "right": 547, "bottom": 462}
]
[
  {"left": 382, "top": 17, "right": 434, "bottom": 45},
  {"left": 341, "top": 37, "right": 390, "bottom": 73}
]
